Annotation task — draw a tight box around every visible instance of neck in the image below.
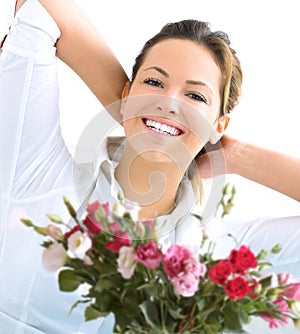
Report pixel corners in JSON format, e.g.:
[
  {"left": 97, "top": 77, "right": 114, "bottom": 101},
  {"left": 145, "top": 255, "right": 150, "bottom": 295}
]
[{"left": 115, "top": 142, "right": 188, "bottom": 220}]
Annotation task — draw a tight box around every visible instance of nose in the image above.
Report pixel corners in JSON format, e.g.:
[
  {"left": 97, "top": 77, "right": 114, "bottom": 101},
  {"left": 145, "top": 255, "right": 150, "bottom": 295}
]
[{"left": 155, "top": 96, "right": 180, "bottom": 115}]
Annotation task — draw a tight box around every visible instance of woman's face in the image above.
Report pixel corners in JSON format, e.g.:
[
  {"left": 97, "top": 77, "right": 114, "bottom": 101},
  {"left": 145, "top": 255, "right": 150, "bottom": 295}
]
[{"left": 121, "top": 38, "right": 223, "bottom": 164}]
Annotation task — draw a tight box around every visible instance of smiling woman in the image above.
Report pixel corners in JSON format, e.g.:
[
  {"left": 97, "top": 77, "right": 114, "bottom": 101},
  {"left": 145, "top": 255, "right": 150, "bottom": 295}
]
[
  {"left": 116, "top": 33, "right": 238, "bottom": 220},
  {"left": 1, "top": 0, "right": 300, "bottom": 333},
  {"left": 0, "top": 1, "right": 241, "bottom": 331}
]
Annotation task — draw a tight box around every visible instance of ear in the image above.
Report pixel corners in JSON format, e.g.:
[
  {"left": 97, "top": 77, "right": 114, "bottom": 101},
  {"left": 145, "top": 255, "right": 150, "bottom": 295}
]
[
  {"left": 217, "top": 114, "right": 230, "bottom": 134},
  {"left": 209, "top": 115, "right": 230, "bottom": 144},
  {"left": 120, "top": 81, "right": 131, "bottom": 115}
]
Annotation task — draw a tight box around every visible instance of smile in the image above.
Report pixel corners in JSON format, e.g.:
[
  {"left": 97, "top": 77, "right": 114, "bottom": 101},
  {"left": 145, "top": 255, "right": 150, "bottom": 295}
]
[{"left": 142, "top": 118, "right": 183, "bottom": 136}]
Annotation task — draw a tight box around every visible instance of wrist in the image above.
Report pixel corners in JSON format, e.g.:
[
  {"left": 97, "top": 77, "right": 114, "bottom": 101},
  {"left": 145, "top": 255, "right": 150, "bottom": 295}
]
[{"left": 225, "top": 138, "right": 248, "bottom": 175}]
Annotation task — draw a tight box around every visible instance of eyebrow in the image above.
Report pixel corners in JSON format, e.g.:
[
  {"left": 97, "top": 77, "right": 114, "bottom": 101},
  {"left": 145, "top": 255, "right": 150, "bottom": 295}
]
[
  {"left": 144, "top": 66, "right": 213, "bottom": 94},
  {"left": 144, "top": 66, "right": 169, "bottom": 78},
  {"left": 185, "top": 80, "right": 213, "bottom": 94}
]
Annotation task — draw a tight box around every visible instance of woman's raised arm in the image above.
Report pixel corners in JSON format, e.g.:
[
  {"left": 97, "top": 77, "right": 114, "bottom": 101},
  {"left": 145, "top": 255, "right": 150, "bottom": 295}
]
[
  {"left": 37, "top": 0, "right": 128, "bottom": 120},
  {"left": 197, "top": 135, "right": 300, "bottom": 202}
]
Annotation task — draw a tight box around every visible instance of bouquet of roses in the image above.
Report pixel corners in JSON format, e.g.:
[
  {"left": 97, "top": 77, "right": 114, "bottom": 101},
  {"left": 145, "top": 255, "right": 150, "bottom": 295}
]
[{"left": 22, "top": 196, "right": 300, "bottom": 333}]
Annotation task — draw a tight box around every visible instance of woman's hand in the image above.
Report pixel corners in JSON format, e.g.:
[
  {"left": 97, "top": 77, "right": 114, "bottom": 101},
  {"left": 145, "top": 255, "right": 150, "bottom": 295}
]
[{"left": 196, "top": 135, "right": 240, "bottom": 178}]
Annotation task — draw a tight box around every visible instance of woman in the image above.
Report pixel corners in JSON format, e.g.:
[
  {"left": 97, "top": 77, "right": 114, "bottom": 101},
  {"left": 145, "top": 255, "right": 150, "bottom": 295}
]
[{"left": 0, "top": 0, "right": 299, "bottom": 333}]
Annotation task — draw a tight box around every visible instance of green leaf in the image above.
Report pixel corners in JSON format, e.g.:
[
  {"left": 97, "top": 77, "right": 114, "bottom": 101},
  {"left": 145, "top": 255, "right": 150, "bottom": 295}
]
[
  {"left": 197, "top": 298, "right": 206, "bottom": 311},
  {"left": 69, "top": 299, "right": 91, "bottom": 315},
  {"left": 58, "top": 269, "right": 81, "bottom": 292},
  {"left": 259, "top": 275, "right": 273, "bottom": 288},
  {"left": 167, "top": 307, "right": 185, "bottom": 320},
  {"left": 224, "top": 304, "right": 243, "bottom": 331},
  {"left": 239, "top": 308, "right": 250, "bottom": 325},
  {"left": 139, "top": 301, "right": 161, "bottom": 331},
  {"left": 94, "top": 277, "right": 114, "bottom": 293},
  {"left": 85, "top": 305, "right": 109, "bottom": 321}
]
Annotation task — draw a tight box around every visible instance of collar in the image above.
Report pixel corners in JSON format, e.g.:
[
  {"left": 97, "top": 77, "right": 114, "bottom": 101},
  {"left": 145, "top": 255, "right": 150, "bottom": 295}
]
[{"left": 91, "top": 137, "right": 198, "bottom": 244}]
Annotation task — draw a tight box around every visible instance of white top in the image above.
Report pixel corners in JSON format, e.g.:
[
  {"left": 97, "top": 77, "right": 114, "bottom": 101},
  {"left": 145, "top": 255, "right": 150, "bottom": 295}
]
[{"left": 0, "top": 1, "right": 299, "bottom": 333}]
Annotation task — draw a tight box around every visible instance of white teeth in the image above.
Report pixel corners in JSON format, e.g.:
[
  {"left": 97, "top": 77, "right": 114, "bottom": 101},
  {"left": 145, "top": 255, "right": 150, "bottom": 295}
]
[
  {"left": 144, "top": 119, "right": 180, "bottom": 136},
  {"left": 161, "top": 124, "right": 167, "bottom": 132}
]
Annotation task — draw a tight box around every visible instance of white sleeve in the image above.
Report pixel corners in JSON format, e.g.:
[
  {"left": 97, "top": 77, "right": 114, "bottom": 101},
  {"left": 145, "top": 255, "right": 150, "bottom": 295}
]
[{"left": 0, "top": 0, "right": 73, "bottom": 199}]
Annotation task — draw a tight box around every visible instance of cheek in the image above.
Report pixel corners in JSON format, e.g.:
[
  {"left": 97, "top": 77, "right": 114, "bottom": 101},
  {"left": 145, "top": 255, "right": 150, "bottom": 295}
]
[
  {"left": 182, "top": 110, "right": 216, "bottom": 146},
  {"left": 185, "top": 132, "right": 205, "bottom": 156}
]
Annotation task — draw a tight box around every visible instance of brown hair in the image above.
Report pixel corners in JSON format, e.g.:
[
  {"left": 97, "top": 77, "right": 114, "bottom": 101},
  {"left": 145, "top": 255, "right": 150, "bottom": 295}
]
[{"left": 131, "top": 19, "right": 242, "bottom": 115}]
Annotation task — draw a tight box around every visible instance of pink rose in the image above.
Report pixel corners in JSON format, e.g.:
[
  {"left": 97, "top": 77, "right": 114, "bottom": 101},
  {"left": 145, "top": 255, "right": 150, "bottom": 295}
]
[
  {"left": 87, "top": 201, "right": 109, "bottom": 216},
  {"left": 135, "top": 241, "right": 163, "bottom": 270},
  {"left": 277, "top": 273, "right": 300, "bottom": 302},
  {"left": 184, "top": 258, "right": 206, "bottom": 278},
  {"left": 260, "top": 299, "right": 289, "bottom": 329},
  {"left": 171, "top": 273, "right": 200, "bottom": 297},
  {"left": 283, "top": 283, "right": 300, "bottom": 302},
  {"left": 208, "top": 260, "right": 233, "bottom": 286},
  {"left": 229, "top": 245, "right": 257, "bottom": 274},
  {"left": 143, "top": 220, "right": 154, "bottom": 229},
  {"left": 163, "top": 245, "right": 191, "bottom": 279},
  {"left": 278, "top": 273, "right": 295, "bottom": 285}
]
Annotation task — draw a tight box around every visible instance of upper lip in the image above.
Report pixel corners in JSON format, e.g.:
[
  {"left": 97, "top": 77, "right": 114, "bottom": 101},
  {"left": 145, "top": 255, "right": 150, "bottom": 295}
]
[{"left": 142, "top": 116, "right": 185, "bottom": 134}]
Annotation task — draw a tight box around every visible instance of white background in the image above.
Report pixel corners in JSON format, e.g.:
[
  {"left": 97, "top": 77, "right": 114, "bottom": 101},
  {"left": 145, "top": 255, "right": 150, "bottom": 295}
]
[{"left": 1, "top": 0, "right": 300, "bottom": 219}]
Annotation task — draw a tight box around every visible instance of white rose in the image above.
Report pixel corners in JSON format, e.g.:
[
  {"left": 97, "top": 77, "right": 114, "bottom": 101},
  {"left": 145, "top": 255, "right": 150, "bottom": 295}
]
[
  {"left": 117, "top": 246, "right": 136, "bottom": 279},
  {"left": 42, "top": 242, "right": 67, "bottom": 272},
  {"left": 67, "top": 231, "right": 92, "bottom": 260}
]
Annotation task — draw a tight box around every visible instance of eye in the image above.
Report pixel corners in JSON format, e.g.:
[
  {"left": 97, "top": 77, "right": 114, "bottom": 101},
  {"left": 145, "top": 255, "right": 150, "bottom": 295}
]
[
  {"left": 143, "top": 78, "right": 164, "bottom": 88},
  {"left": 186, "top": 92, "right": 207, "bottom": 103}
]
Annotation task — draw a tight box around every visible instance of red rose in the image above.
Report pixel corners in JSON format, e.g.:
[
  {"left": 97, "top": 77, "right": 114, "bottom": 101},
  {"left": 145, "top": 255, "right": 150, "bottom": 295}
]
[
  {"left": 105, "top": 235, "right": 131, "bottom": 253},
  {"left": 83, "top": 215, "right": 103, "bottom": 235},
  {"left": 83, "top": 201, "right": 109, "bottom": 235},
  {"left": 208, "top": 260, "right": 233, "bottom": 286},
  {"left": 135, "top": 241, "right": 163, "bottom": 270},
  {"left": 224, "top": 276, "right": 252, "bottom": 301},
  {"left": 229, "top": 245, "right": 257, "bottom": 274}
]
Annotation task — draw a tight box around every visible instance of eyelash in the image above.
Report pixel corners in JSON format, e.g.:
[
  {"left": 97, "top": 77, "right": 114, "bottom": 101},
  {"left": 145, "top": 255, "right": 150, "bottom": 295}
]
[
  {"left": 143, "top": 78, "right": 207, "bottom": 103},
  {"left": 143, "top": 78, "right": 164, "bottom": 88},
  {"left": 186, "top": 92, "right": 207, "bottom": 104}
]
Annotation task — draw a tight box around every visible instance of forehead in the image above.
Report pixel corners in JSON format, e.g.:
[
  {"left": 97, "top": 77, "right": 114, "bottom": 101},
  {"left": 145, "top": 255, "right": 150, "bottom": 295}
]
[{"left": 141, "top": 39, "right": 222, "bottom": 88}]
